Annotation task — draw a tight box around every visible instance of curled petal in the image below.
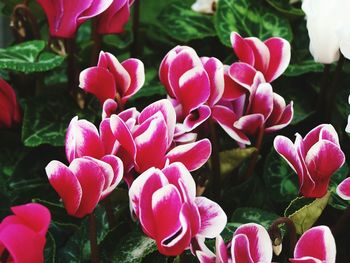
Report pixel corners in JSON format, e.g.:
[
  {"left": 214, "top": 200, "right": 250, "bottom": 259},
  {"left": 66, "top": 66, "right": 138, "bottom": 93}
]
[
  {"left": 229, "top": 62, "right": 258, "bottom": 91},
  {"left": 231, "top": 234, "right": 254, "bottom": 263},
  {"left": 203, "top": 57, "right": 224, "bottom": 106},
  {"left": 183, "top": 105, "right": 211, "bottom": 132},
  {"left": 245, "top": 37, "right": 270, "bottom": 73},
  {"left": 222, "top": 65, "right": 247, "bottom": 100},
  {"left": 166, "top": 139, "right": 212, "bottom": 171},
  {"left": 121, "top": 58, "right": 145, "bottom": 102},
  {"left": 337, "top": 177, "right": 350, "bottom": 200},
  {"left": 100, "top": 155, "right": 124, "bottom": 198},
  {"left": 230, "top": 32, "right": 255, "bottom": 66},
  {"left": 195, "top": 197, "right": 227, "bottom": 238},
  {"left": 97, "top": 0, "right": 130, "bottom": 34},
  {"left": 234, "top": 114, "right": 264, "bottom": 136}
]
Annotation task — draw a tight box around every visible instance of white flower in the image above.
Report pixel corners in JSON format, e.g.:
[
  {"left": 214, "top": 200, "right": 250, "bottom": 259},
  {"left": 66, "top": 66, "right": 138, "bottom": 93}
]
[
  {"left": 191, "top": 0, "right": 218, "bottom": 14},
  {"left": 346, "top": 95, "right": 350, "bottom": 133}
]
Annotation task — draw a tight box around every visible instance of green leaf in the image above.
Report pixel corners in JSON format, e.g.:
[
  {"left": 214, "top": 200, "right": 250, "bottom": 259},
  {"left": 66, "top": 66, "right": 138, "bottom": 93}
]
[
  {"left": 104, "top": 31, "right": 133, "bottom": 50},
  {"left": 158, "top": 0, "right": 216, "bottom": 42},
  {"left": 266, "top": 0, "right": 304, "bottom": 16},
  {"left": 284, "top": 192, "right": 330, "bottom": 234},
  {"left": 22, "top": 89, "right": 97, "bottom": 147},
  {"left": 0, "top": 41, "right": 65, "bottom": 73},
  {"left": 285, "top": 60, "right": 324, "bottom": 76},
  {"left": 102, "top": 228, "right": 157, "bottom": 263},
  {"left": 214, "top": 0, "right": 292, "bottom": 47},
  {"left": 231, "top": 207, "right": 280, "bottom": 230},
  {"left": 263, "top": 149, "right": 299, "bottom": 203}
]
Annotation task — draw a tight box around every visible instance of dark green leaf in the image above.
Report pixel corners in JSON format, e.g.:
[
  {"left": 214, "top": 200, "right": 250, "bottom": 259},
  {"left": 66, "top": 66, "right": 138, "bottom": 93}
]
[
  {"left": 266, "top": 0, "right": 304, "bottom": 16},
  {"left": 285, "top": 60, "right": 324, "bottom": 76},
  {"left": 214, "top": 0, "right": 292, "bottom": 47},
  {"left": 231, "top": 207, "right": 280, "bottom": 229},
  {"left": 0, "top": 41, "right": 65, "bottom": 73},
  {"left": 158, "top": 0, "right": 216, "bottom": 42}
]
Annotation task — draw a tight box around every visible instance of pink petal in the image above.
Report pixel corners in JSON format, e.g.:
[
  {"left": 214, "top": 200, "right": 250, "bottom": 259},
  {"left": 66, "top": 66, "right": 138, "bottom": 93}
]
[
  {"left": 121, "top": 58, "right": 145, "bottom": 102},
  {"left": 97, "top": 0, "right": 130, "bottom": 34},
  {"left": 137, "top": 168, "right": 168, "bottom": 238},
  {"left": 46, "top": 160, "right": 82, "bottom": 216},
  {"left": 168, "top": 47, "right": 202, "bottom": 98},
  {"left": 274, "top": 136, "right": 304, "bottom": 188},
  {"left": 195, "top": 197, "right": 227, "bottom": 238},
  {"left": 79, "top": 66, "right": 116, "bottom": 104},
  {"left": 166, "top": 139, "right": 212, "bottom": 171},
  {"left": 234, "top": 223, "right": 273, "bottom": 263},
  {"left": 100, "top": 155, "right": 124, "bottom": 198},
  {"left": 302, "top": 124, "right": 339, "bottom": 154},
  {"left": 305, "top": 140, "right": 345, "bottom": 198},
  {"left": 159, "top": 48, "right": 178, "bottom": 97},
  {"left": 183, "top": 105, "right": 211, "bottom": 132},
  {"left": 100, "top": 118, "right": 119, "bottom": 155},
  {"left": 65, "top": 116, "right": 105, "bottom": 163},
  {"left": 138, "top": 99, "right": 176, "bottom": 147},
  {"left": 245, "top": 37, "right": 270, "bottom": 73},
  {"left": 231, "top": 234, "right": 254, "bottom": 263},
  {"left": 289, "top": 257, "right": 323, "bottom": 263},
  {"left": 134, "top": 113, "right": 168, "bottom": 172},
  {"left": 249, "top": 83, "right": 274, "bottom": 120},
  {"left": 216, "top": 235, "right": 228, "bottom": 263},
  {"left": 70, "top": 158, "right": 106, "bottom": 218},
  {"left": 264, "top": 37, "right": 291, "bottom": 82},
  {"left": 230, "top": 32, "right": 255, "bottom": 66},
  {"left": 152, "top": 185, "right": 183, "bottom": 248},
  {"left": 337, "top": 177, "right": 350, "bottom": 200},
  {"left": 196, "top": 251, "right": 216, "bottom": 263},
  {"left": 234, "top": 114, "right": 264, "bottom": 136},
  {"left": 229, "top": 62, "right": 258, "bottom": 91},
  {"left": 211, "top": 105, "right": 250, "bottom": 145},
  {"left": 265, "top": 92, "right": 286, "bottom": 127},
  {"left": 157, "top": 202, "right": 192, "bottom": 256},
  {"left": 162, "top": 162, "right": 196, "bottom": 202},
  {"left": 11, "top": 203, "right": 51, "bottom": 237},
  {"left": 203, "top": 57, "right": 224, "bottom": 106},
  {"left": 178, "top": 66, "right": 210, "bottom": 115},
  {"left": 102, "top": 99, "right": 118, "bottom": 119},
  {"left": 222, "top": 65, "right": 247, "bottom": 100},
  {"left": 0, "top": 224, "right": 45, "bottom": 263},
  {"left": 78, "top": 0, "right": 114, "bottom": 23},
  {"left": 0, "top": 78, "right": 21, "bottom": 128},
  {"left": 293, "top": 226, "right": 336, "bottom": 262}
]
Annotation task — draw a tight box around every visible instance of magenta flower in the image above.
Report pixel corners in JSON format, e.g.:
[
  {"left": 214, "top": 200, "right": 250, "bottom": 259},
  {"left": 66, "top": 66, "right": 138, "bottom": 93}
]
[
  {"left": 337, "top": 175, "right": 350, "bottom": 201},
  {"left": 274, "top": 124, "right": 345, "bottom": 198},
  {"left": 97, "top": 0, "right": 134, "bottom": 34},
  {"left": 46, "top": 156, "right": 123, "bottom": 218},
  {"left": 129, "top": 162, "right": 227, "bottom": 256},
  {"left": 212, "top": 73, "right": 293, "bottom": 144},
  {"left": 0, "top": 203, "right": 51, "bottom": 263},
  {"left": 231, "top": 32, "right": 291, "bottom": 83},
  {"left": 290, "top": 226, "right": 336, "bottom": 263},
  {"left": 36, "top": 0, "right": 113, "bottom": 38},
  {"left": 0, "top": 78, "right": 21, "bottom": 128},
  {"left": 195, "top": 223, "right": 273, "bottom": 263},
  {"left": 80, "top": 51, "right": 145, "bottom": 107}
]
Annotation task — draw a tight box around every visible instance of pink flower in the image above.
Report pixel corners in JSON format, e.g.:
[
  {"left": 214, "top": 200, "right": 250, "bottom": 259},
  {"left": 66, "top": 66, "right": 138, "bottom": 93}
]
[
  {"left": 230, "top": 32, "right": 291, "bottom": 83},
  {"left": 105, "top": 99, "right": 212, "bottom": 176},
  {"left": 46, "top": 156, "right": 123, "bottom": 218},
  {"left": 0, "top": 203, "right": 51, "bottom": 263},
  {"left": 195, "top": 223, "right": 273, "bottom": 263},
  {"left": 212, "top": 72, "right": 293, "bottom": 144},
  {"left": 97, "top": 0, "right": 134, "bottom": 34},
  {"left": 336, "top": 175, "right": 350, "bottom": 201},
  {"left": 0, "top": 78, "right": 21, "bottom": 128},
  {"left": 290, "top": 226, "right": 336, "bottom": 263},
  {"left": 36, "top": 0, "right": 113, "bottom": 38},
  {"left": 79, "top": 51, "right": 144, "bottom": 107},
  {"left": 129, "top": 162, "right": 227, "bottom": 256},
  {"left": 274, "top": 124, "right": 345, "bottom": 198}
]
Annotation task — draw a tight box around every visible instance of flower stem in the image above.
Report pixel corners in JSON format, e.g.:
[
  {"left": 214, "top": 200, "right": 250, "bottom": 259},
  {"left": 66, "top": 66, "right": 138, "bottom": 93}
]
[
  {"left": 90, "top": 18, "right": 102, "bottom": 66},
  {"left": 268, "top": 217, "right": 297, "bottom": 258},
  {"left": 209, "top": 118, "right": 221, "bottom": 200},
  {"left": 130, "top": 0, "right": 140, "bottom": 57},
  {"left": 103, "top": 197, "right": 117, "bottom": 229},
  {"left": 317, "top": 64, "right": 331, "bottom": 118},
  {"left": 242, "top": 125, "right": 264, "bottom": 182},
  {"left": 89, "top": 213, "right": 99, "bottom": 263}
]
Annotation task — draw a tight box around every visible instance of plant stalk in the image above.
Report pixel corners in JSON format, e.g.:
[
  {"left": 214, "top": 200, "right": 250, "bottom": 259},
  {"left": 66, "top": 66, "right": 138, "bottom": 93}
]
[
  {"left": 89, "top": 213, "right": 99, "bottom": 263},
  {"left": 130, "top": 0, "right": 140, "bottom": 57},
  {"left": 103, "top": 197, "right": 117, "bottom": 229},
  {"left": 209, "top": 118, "right": 221, "bottom": 200},
  {"left": 90, "top": 18, "right": 102, "bottom": 66}
]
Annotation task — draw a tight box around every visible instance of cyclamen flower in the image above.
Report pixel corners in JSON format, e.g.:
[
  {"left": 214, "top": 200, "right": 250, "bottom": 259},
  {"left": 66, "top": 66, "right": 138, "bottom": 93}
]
[
  {"left": 159, "top": 46, "right": 246, "bottom": 132},
  {"left": 97, "top": 0, "right": 134, "bottom": 34},
  {"left": 274, "top": 124, "right": 345, "bottom": 198},
  {"left": 129, "top": 162, "right": 227, "bottom": 256},
  {"left": 230, "top": 32, "right": 291, "bottom": 83},
  {"left": 302, "top": 0, "right": 350, "bottom": 64},
  {"left": 290, "top": 226, "right": 336, "bottom": 263},
  {"left": 46, "top": 155, "right": 123, "bottom": 218},
  {"left": 212, "top": 72, "right": 293, "bottom": 144},
  {"left": 195, "top": 223, "right": 273, "bottom": 263},
  {"left": 0, "top": 78, "right": 21, "bottom": 128},
  {"left": 36, "top": 0, "right": 113, "bottom": 38},
  {"left": 0, "top": 203, "right": 51, "bottom": 263},
  {"left": 80, "top": 51, "right": 145, "bottom": 107}
]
